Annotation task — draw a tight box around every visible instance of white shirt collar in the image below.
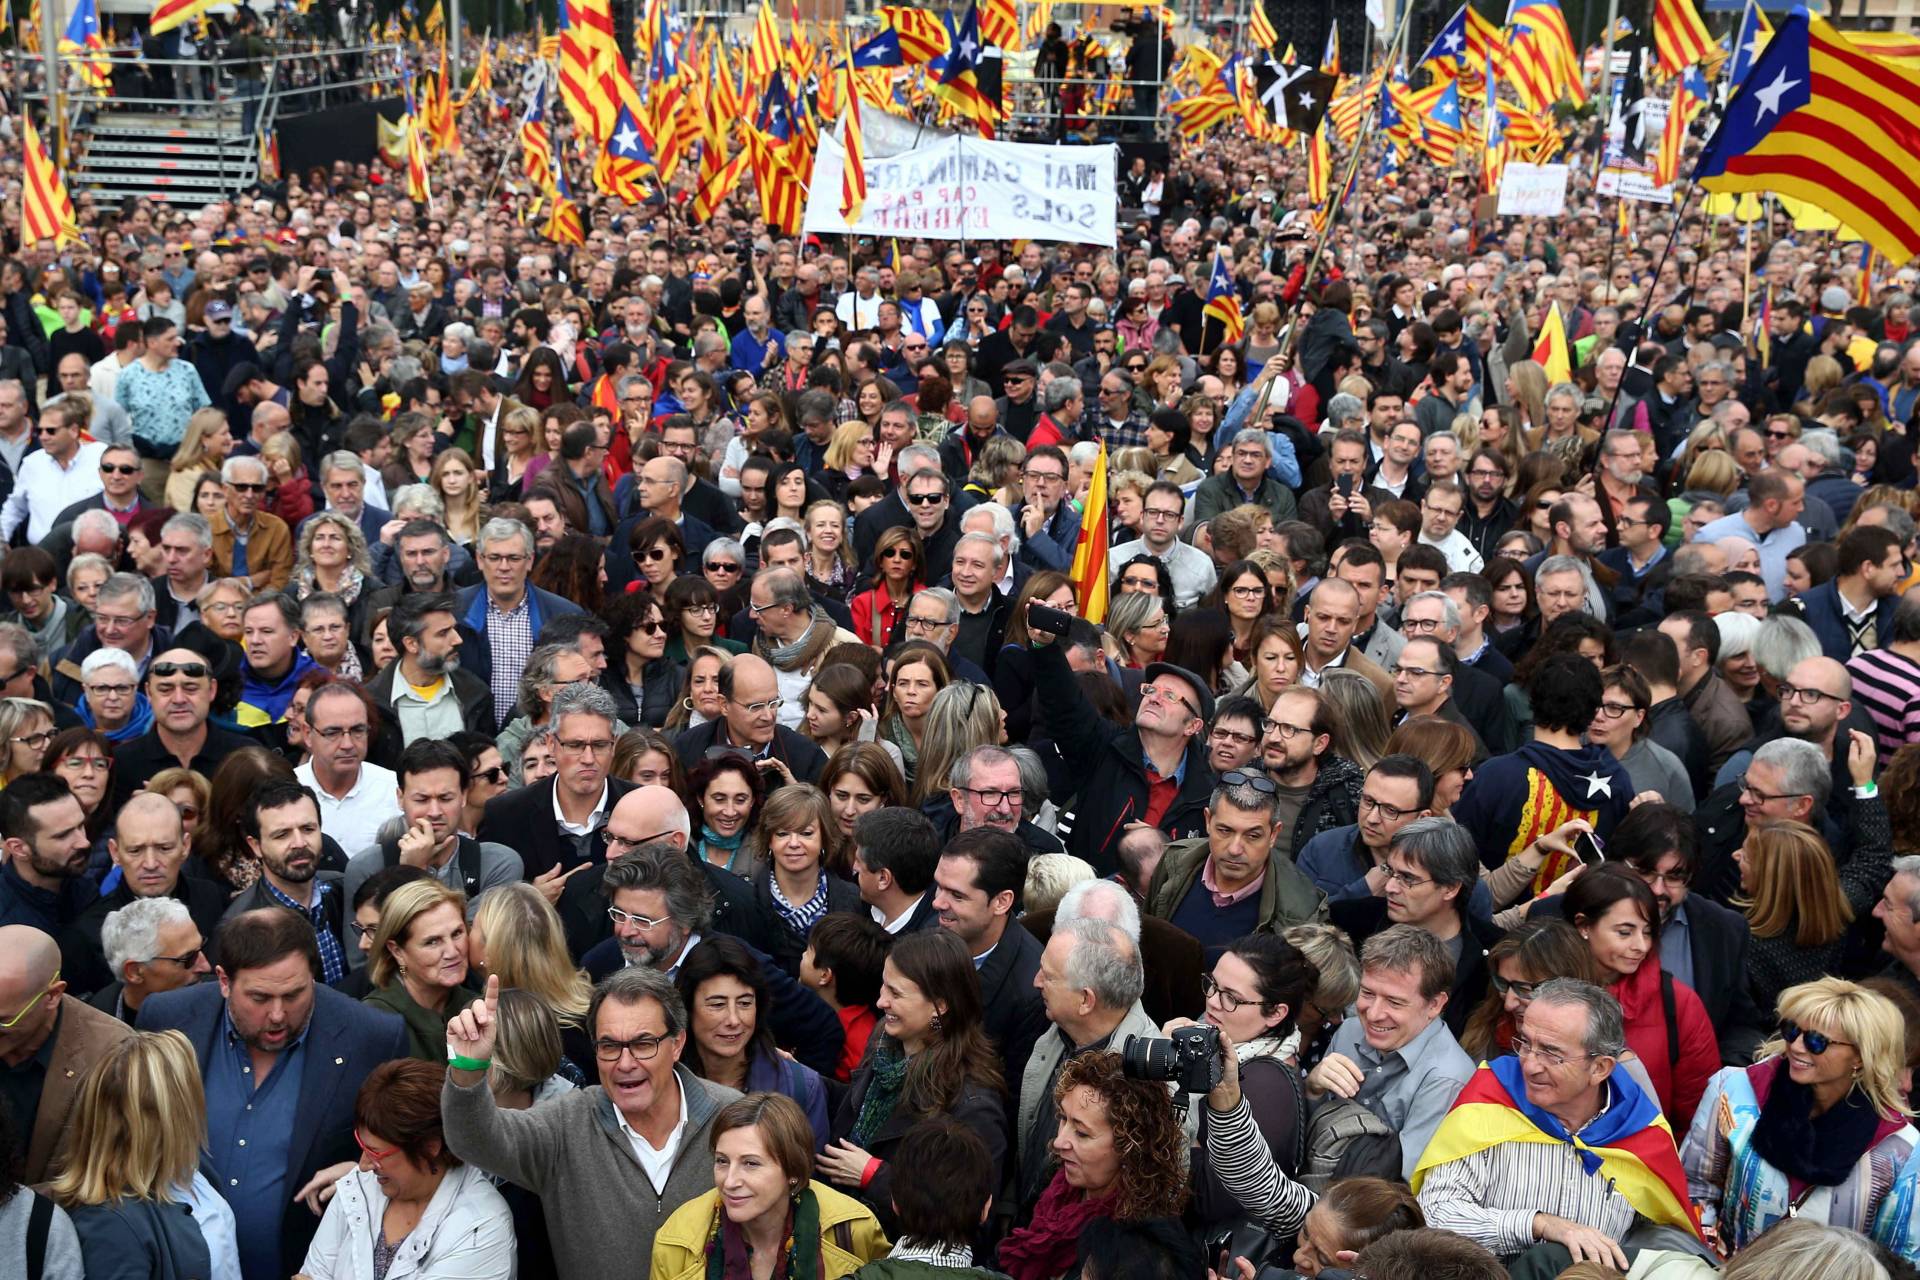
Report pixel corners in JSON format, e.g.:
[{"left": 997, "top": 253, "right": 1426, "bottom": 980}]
[
  {"left": 873, "top": 894, "right": 924, "bottom": 935},
  {"left": 552, "top": 780, "right": 611, "bottom": 836}
]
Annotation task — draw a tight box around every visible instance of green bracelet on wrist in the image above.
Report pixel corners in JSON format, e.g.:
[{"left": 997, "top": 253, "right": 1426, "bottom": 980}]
[{"left": 449, "top": 1054, "right": 491, "bottom": 1072}]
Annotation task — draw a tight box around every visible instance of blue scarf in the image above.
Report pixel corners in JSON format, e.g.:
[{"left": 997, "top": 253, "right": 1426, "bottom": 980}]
[
  {"left": 77, "top": 691, "right": 155, "bottom": 743},
  {"left": 1489, "top": 1054, "right": 1662, "bottom": 1177}
]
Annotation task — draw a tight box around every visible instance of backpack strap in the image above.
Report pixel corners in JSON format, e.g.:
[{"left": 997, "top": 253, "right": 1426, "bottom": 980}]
[
  {"left": 1660, "top": 968, "right": 1680, "bottom": 1071},
  {"left": 25, "top": 1189, "right": 52, "bottom": 1280}
]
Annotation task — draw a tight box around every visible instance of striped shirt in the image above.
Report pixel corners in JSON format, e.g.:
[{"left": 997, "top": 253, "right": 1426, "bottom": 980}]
[
  {"left": 1205, "top": 1093, "right": 1315, "bottom": 1236},
  {"left": 1848, "top": 647, "right": 1920, "bottom": 753},
  {"left": 1416, "top": 1119, "right": 1640, "bottom": 1259}
]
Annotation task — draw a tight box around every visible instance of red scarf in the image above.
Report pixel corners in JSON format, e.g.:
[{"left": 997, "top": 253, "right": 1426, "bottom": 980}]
[{"left": 996, "top": 1170, "right": 1117, "bottom": 1280}]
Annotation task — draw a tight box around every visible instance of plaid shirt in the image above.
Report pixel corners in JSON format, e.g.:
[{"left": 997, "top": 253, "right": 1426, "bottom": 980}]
[
  {"left": 262, "top": 876, "right": 345, "bottom": 984},
  {"left": 1096, "top": 412, "right": 1148, "bottom": 452},
  {"left": 485, "top": 591, "right": 536, "bottom": 726}
]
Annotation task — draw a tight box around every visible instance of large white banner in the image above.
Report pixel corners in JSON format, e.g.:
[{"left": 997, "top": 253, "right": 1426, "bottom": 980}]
[
  {"left": 803, "top": 132, "right": 1118, "bottom": 246},
  {"left": 1497, "top": 164, "right": 1570, "bottom": 217}
]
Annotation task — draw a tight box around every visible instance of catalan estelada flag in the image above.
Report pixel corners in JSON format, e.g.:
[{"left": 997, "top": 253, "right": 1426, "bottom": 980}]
[
  {"left": 60, "top": 0, "right": 110, "bottom": 91},
  {"left": 1697, "top": 10, "right": 1920, "bottom": 262},
  {"left": 1414, "top": 1057, "right": 1702, "bottom": 1241},
  {"left": 1531, "top": 301, "right": 1571, "bottom": 385},
  {"left": 1069, "top": 442, "right": 1109, "bottom": 624},
  {"left": 1202, "top": 248, "right": 1244, "bottom": 345}
]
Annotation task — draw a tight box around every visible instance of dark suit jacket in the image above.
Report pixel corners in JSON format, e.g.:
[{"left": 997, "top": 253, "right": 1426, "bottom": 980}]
[
  {"left": 24, "top": 996, "right": 133, "bottom": 1184},
  {"left": 978, "top": 921, "right": 1047, "bottom": 1097},
  {"left": 559, "top": 851, "right": 773, "bottom": 960},
  {"left": 1449, "top": 659, "right": 1518, "bottom": 757},
  {"left": 580, "top": 930, "right": 844, "bottom": 1078},
  {"left": 137, "top": 982, "right": 408, "bottom": 1277},
  {"left": 1528, "top": 889, "right": 1767, "bottom": 1065},
  {"left": 59, "top": 873, "right": 229, "bottom": 997},
  {"left": 1792, "top": 579, "right": 1898, "bottom": 664},
  {"left": 452, "top": 583, "right": 586, "bottom": 693},
  {"left": 476, "top": 775, "right": 638, "bottom": 881},
  {"left": 670, "top": 718, "right": 827, "bottom": 785},
  {"left": 1021, "top": 902, "right": 1205, "bottom": 1028}
]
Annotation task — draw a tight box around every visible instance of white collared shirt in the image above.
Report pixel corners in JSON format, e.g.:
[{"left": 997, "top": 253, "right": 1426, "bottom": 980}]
[
  {"left": 552, "top": 779, "right": 611, "bottom": 837},
  {"left": 615, "top": 1072, "right": 688, "bottom": 1193},
  {"left": 1, "top": 440, "right": 107, "bottom": 542},
  {"left": 873, "top": 895, "right": 925, "bottom": 935},
  {"left": 295, "top": 760, "right": 402, "bottom": 854}
]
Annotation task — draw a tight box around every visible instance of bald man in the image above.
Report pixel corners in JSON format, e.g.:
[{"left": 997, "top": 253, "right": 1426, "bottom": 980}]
[
  {"left": 941, "top": 394, "right": 1010, "bottom": 487},
  {"left": 669, "top": 651, "right": 829, "bottom": 783},
  {"left": 0, "top": 923, "right": 132, "bottom": 1182}
]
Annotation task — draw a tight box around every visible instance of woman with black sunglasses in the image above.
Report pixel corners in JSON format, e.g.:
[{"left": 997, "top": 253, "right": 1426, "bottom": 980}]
[
  {"left": 601, "top": 591, "right": 678, "bottom": 729},
  {"left": 1681, "top": 977, "right": 1917, "bottom": 1260},
  {"left": 849, "top": 526, "right": 924, "bottom": 648}
]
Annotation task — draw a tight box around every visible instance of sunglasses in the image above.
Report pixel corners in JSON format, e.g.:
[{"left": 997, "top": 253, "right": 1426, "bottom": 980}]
[
  {"left": 473, "top": 765, "right": 508, "bottom": 784},
  {"left": 1779, "top": 1019, "right": 1853, "bottom": 1055},
  {"left": 228, "top": 481, "right": 266, "bottom": 493},
  {"left": 151, "top": 661, "right": 209, "bottom": 679},
  {"left": 101, "top": 463, "right": 141, "bottom": 476},
  {"left": 880, "top": 546, "right": 916, "bottom": 559},
  {"left": 906, "top": 493, "right": 945, "bottom": 506},
  {"left": 1219, "top": 769, "right": 1278, "bottom": 795},
  {"left": 705, "top": 561, "right": 742, "bottom": 574}
]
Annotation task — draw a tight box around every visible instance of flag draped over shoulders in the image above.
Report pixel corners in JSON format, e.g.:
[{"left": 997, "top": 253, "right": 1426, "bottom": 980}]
[{"left": 1412, "top": 1056, "right": 1703, "bottom": 1240}]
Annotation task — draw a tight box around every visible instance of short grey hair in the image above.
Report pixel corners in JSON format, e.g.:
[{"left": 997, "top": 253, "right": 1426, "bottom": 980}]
[
  {"left": 1009, "top": 744, "right": 1051, "bottom": 814},
  {"left": 948, "top": 744, "right": 1016, "bottom": 792},
  {"left": 1801, "top": 429, "right": 1844, "bottom": 469},
  {"left": 391, "top": 484, "right": 446, "bottom": 520},
  {"left": 222, "top": 454, "right": 268, "bottom": 484},
  {"left": 757, "top": 566, "right": 813, "bottom": 612},
  {"left": 1388, "top": 817, "right": 1480, "bottom": 901},
  {"left": 1056, "top": 877, "right": 1143, "bottom": 945},
  {"left": 964, "top": 501, "right": 1017, "bottom": 546},
  {"left": 98, "top": 572, "right": 156, "bottom": 614},
  {"left": 1057, "top": 916, "right": 1145, "bottom": 1012},
  {"left": 1212, "top": 773, "right": 1282, "bottom": 820},
  {"left": 1891, "top": 856, "right": 1920, "bottom": 918},
  {"left": 897, "top": 443, "right": 942, "bottom": 476},
  {"left": 953, "top": 531, "right": 1005, "bottom": 570},
  {"left": 1529, "top": 978, "right": 1628, "bottom": 1058},
  {"left": 1546, "top": 381, "right": 1582, "bottom": 407},
  {"left": 319, "top": 450, "right": 364, "bottom": 482},
  {"left": 703, "top": 537, "right": 746, "bottom": 568},
  {"left": 161, "top": 512, "right": 212, "bottom": 550},
  {"left": 916, "top": 587, "right": 960, "bottom": 626},
  {"left": 588, "top": 961, "right": 688, "bottom": 1039},
  {"left": 0, "top": 624, "right": 33, "bottom": 674},
  {"left": 1231, "top": 427, "right": 1271, "bottom": 455},
  {"left": 479, "top": 516, "right": 535, "bottom": 559},
  {"left": 72, "top": 508, "right": 121, "bottom": 546},
  {"left": 550, "top": 680, "right": 619, "bottom": 730},
  {"left": 301, "top": 592, "right": 349, "bottom": 625},
  {"left": 1325, "top": 393, "right": 1365, "bottom": 428},
  {"left": 81, "top": 647, "right": 139, "bottom": 682},
  {"left": 1752, "top": 614, "right": 1822, "bottom": 682},
  {"left": 601, "top": 840, "right": 713, "bottom": 933},
  {"left": 1536, "top": 554, "right": 1586, "bottom": 587},
  {"left": 101, "top": 896, "right": 194, "bottom": 977},
  {"left": 1025, "top": 853, "right": 1096, "bottom": 917},
  {"left": 1042, "top": 377, "right": 1082, "bottom": 413},
  {"left": 1404, "top": 590, "right": 1460, "bottom": 632},
  {"left": 1753, "top": 738, "right": 1832, "bottom": 812}
]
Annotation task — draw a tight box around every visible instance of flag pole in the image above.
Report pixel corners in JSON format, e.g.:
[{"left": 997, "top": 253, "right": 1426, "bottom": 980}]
[
  {"left": 41, "top": 0, "right": 60, "bottom": 168},
  {"left": 1278, "top": 0, "right": 1415, "bottom": 364},
  {"left": 1599, "top": 174, "right": 1703, "bottom": 431}
]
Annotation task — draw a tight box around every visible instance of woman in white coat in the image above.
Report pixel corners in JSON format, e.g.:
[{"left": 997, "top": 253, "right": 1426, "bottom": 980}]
[{"left": 296, "top": 1059, "right": 514, "bottom": 1280}]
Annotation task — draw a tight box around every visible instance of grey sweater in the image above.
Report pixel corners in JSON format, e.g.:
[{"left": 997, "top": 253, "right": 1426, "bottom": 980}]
[
  {"left": 0, "top": 1190, "right": 85, "bottom": 1280},
  {"left": 442, "top": 1065, "right": 739, "bottom": 1280}
]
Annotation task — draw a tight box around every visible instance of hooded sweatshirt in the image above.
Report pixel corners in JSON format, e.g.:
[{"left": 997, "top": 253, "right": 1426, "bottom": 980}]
[
  {"left": 1450, "top": 738, "right": 1633, "bottom": 895},
  {"left": 237, "top": 649, "right": 319, "bottom": 726}
]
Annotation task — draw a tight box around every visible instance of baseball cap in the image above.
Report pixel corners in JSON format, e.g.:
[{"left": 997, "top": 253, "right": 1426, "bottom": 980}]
[{"left": 205, "top": 300, "right": 234, "bottom": 321}]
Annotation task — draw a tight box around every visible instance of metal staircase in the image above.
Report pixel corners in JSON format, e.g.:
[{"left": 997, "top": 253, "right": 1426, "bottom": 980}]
[{"left": 72, "top": 100, "right": 260, "bottom": 205}]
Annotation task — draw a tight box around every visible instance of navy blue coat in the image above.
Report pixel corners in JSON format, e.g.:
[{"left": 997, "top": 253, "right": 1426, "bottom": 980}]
[
  {"left": 1792, "top": 579, "right": 1898, "bottom": 664},
  {"left": 136, "top": 981, "right": 408, "bottom": 1278},
  {"left": 452, "top": 582, "right": 586, "bottom": 692}
]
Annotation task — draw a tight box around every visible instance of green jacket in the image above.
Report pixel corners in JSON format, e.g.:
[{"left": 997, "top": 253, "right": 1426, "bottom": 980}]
[
  {"left": 364, "top": 980, "right": 478, "bottom": 1064},
  {"left": 1144, "top": 835, "right": 1327, "bottom": 935}
]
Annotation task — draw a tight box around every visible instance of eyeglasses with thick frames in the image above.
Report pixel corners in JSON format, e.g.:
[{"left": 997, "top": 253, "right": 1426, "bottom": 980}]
[
  {"left": 1595, "top": 700, "right": 1641, "bottom": 720},
  {"left": 1777, "top": 683, "right": 1845, "bottom": 706},
  {"left": 606, "top": 904, "right": 673, "bottom": 929},
  {"left": 1779, "top": 1019, "right": 1854, "bottom": 1055},
  {"left": 354, "top": 1129, "right": 401, "bottom": 1167},
  {"left": 0, "top": 969, "right": 58, "bottom": 1029},
  {"left": 960, "top": 786, "right": 1020, "bottom": 808},
  {"left": 595, "top": 1034, "right": 669, "bottom": 1062},
  {"left": 1358, "top": 792, "right": 1417, "bottom": 822},
  {"left": 1489, "top": 973, "right": 1541, "bottom": 1001},
  {"left": 1202, "top": 973, "right": 1269, "bottom": 1013}
]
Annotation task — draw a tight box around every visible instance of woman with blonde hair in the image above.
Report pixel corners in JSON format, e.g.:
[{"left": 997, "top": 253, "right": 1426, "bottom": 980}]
[
  {"left": 1468, "top": 404, "right": 1527, "bottom": 484},
  {"left": 652, "top": 1093, "right": 888, "bottom": 1280},
  {"left": 1504, "top": 359, "right": 1551, "bottom": 436},
  {"left": 259, "top": 432, "right": 316, "bottom": 528},
  {"left": 292, "top": 509, "right": 376, "bottom": 605},
  {"left": 165, "top": 407, "right": 233, "bottom": 512},
  {"left": 430, "top": 447, "right": 484, "bottom": 548},
  {"left": 804, "top": 499, "right": 856, "bottom": 595},
  {"left": 1108, "top": 470, "right": 1154, "bottom": 546},
  {"left": 0, "top": 697, "right": 55, "bottom": 787},
  {"left": 492, "top": 404, "right": 543, "bottom": 501},
  {"left": 1683, "top": 979, "right": 1920, "bottom": 1262},
  {"left": 52, "top": 1030, "right": 217, "bottom": 1280},
  {"left": 468, "top": 882, "right": 593, "bottom": 1053},
  {"left": 1319, "top": 670, "right": 1390, "bottom": 769},
  {"left": 913, "top": 681, "right": 1005, "bottom": 808},
  {"left": 964, "top": 434, "right": 1027, "bottom": 506},
  {"left": 1737, "top": 807, "right": 1893, "bottom": 1017},
  {"left": 364, "top": 879, "right": 477, "bottom": 1063},
  {"left": 822, "top": 421, "right": 878, "bottom": 500},
  {"left": 1105, "top": 590, "right": 1171, "bottom": 669}
]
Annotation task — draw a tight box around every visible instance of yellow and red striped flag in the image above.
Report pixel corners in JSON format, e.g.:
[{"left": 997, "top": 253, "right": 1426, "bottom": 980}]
[
  {"left": 1531, "top": 302, "right": 1571, "bottom": 383},
  {"left": 748, "top": 0, "right": 781, "bottom": 85},
  {"left": 1068, "top": 443, "right": 1109, "bottom": 623},
  {"left": 980, "top": 0, "right": 1018, "bottom": 50},
  {"left": 1654, "top": 0, "right": 1714, "bottom": 76},
  {"left": 147, "top": 0, "right": 217, "bottom": 35},
  {"left": 840, "top": 62, "right": 868, "bottom": 224},
  {"left": 882, "top": 6, "right": 950, "bottom": 65},
  {"left": 21, "top": 115, "right": 80, "bottom": 247},
  {"left": 1250, "top": 0, "right": 1278, "bottom": 53}
]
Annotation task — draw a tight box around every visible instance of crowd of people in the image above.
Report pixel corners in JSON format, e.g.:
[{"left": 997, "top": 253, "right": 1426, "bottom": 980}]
[{"left": 9, "top": 11, "right": 1920, "bottom": 1280}]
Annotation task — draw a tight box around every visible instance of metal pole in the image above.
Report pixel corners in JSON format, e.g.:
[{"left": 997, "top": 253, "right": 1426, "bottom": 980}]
[
  {"left": 42, "top": 2, "right": 62, "bottom": 166},
  {"left": 450, "top": 0, "right": 462, "bottom": 82}
]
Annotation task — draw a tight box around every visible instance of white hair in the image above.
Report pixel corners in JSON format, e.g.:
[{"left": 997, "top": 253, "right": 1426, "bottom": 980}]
[
  {"left": 81, "top": 647, "right": 139, "bottom": 682},
  {"left": 101, "top": 896, "right": 194, "bottom": 977},
  {"left": 1055, "top": 877, "right": 1143, "bottom": 945}
]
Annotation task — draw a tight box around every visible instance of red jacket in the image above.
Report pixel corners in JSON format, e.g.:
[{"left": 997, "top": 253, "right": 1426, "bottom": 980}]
[{"left": 1611, "top": 957, "right": 1718, "bottom": 1126}]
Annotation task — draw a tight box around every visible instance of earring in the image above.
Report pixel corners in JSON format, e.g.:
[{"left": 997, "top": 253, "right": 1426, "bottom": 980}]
[{"left": 930, "top": 1013, "right": 944, "bottom": 1033}]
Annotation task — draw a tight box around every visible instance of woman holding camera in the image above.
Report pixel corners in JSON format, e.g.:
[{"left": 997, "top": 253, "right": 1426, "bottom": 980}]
[
  {"left": 996, "top": 1052, "right": 1189, "bottom": 1280},
  {"left": 1171, "top": 935, "right": 1318, "bottom": 1229},
  {"left": 816, "top": 930, "right": 1007, "bottom": 1235}
]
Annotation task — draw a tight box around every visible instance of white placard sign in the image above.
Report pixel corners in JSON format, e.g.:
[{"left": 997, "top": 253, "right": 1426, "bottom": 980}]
[
  {"left": 804, "top": 131, "right": 1118, "bottom": 246},
  {"left": 1497, "top": 163, "right": 1571, "bottom": 217}
]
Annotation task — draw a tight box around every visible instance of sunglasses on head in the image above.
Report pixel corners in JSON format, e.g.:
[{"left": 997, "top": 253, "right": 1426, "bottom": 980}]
[{"left": 151, "top": 662, "right": 209, "bottom": 679}]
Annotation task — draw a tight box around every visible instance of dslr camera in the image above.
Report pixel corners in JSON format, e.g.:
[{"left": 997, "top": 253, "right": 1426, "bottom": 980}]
[{"left": 1121, "top": 1025, "right": 1225, "bottom": 1095}]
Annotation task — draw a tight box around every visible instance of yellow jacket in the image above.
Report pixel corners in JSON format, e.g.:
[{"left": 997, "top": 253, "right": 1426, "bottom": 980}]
[{"left": 650, "top": 1183, "right": 890, "bottom": 1280}]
